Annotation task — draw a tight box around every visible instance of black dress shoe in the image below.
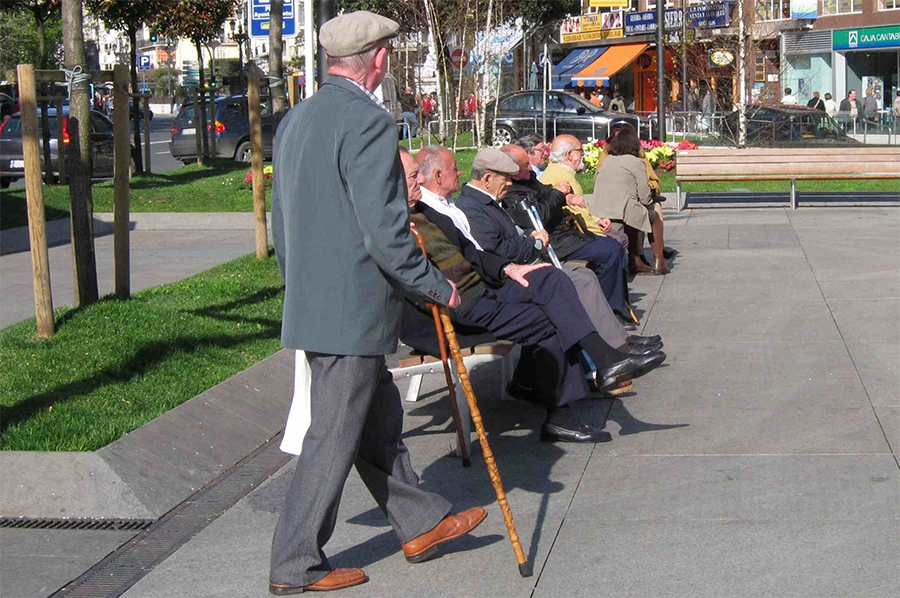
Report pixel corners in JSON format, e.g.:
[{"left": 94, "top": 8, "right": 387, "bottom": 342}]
[
  {"left": 663, "top": 247, "right": 678, "bottom": 260},
  {"left": 617, "top": 341, "right": 664, "bottom": 355},
  {"left": 629, "top": 334, "right": 662, "bottom": 346},
  {"left": 598, "top": 351, "right": 666, "bottom": 382},
  {"left": 615, "top": 313, "right": 637, "bottom": 331},
  {"left": 540, "top": 421, "right": 612, "bottom": 443},
  {"left": 506, "top": 380, "right": 544, "bottom": 406}
]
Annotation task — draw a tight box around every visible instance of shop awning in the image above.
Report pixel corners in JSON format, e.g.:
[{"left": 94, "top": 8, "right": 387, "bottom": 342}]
[
  {"left": 551, "top": 47, "right": 608, "bottom": 89},
  {"left": 571, "top": 43, "right": 648, "bottom": 87}
]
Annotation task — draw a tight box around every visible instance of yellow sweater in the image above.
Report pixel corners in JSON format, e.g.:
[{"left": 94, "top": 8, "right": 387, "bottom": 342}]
[{"left": 539, "top": 163, "right": 605, "bottom": 236}]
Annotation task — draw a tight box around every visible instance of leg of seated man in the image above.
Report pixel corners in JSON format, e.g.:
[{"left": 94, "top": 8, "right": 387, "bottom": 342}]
[
  {"left": 565, "top": 236, "right": 629, "bottom": 315},
  {"left": 562, "top": 265, "right": 628, "bottom": 349}
]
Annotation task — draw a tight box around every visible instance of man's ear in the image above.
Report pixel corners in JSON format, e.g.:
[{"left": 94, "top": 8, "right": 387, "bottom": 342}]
[{"left": 373, "top": 46, "right": 389, "bottom": 72}]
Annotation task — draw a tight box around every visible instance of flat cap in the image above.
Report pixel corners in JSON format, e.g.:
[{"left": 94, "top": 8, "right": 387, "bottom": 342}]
[
  {"left": 319, "top": 11, "right": 399, "bottom": 58},
  {"left": 472, "top": 148, "right": 519, "bottom": 175}
]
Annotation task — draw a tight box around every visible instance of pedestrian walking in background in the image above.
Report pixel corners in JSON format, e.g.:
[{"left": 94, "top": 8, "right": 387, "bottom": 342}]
[
  {"left": 863, "top": 88, "right": 879, "bottom": 122},
  {"left": 839, "top": 90, "right": 863, "bottom": 127},
  {"left": 823, "top": 93, "right": 837, "bottom": 118},
  {"left": 609, "top": 92, "right": 625, "bottom": 113},
  {"left": 782, "top": 87, "right": 798, "bottom": 105},
  {"left": 807, "top": 91, "right": 825, "bottom": 111},
  {"left": 268, "top": 11, "right": 486, "bottom": 595}
]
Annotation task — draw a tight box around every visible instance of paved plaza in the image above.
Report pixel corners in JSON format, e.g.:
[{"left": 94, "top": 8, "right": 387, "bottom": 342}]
[{"left": 1, "top": 207, "right": 898, "bottom": 597}]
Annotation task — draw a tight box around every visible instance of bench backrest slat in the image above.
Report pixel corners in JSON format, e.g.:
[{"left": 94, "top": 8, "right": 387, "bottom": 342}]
[{"left": 676, "top": 147, "right": 900, "bottom": 178}]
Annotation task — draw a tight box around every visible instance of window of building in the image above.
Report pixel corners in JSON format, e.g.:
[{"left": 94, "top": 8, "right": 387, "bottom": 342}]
[
  {"left": 880, "top": 0, "right": 899, "bottom": 8},
  {"left": 823, "top": 0, "right": 862, "bottom": 14},
  {"left": 757, "top": 0, "right": 791, "bottom": 20}
]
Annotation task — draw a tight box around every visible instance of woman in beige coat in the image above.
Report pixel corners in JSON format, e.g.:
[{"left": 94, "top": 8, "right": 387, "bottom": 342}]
[{"left": 588, "top": 128, "right": 670, "bottom": 274}]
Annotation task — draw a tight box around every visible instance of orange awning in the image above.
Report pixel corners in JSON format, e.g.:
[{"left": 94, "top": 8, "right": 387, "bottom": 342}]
[{"left": 571, "top": 43, "right": 648, "bottom": 86}]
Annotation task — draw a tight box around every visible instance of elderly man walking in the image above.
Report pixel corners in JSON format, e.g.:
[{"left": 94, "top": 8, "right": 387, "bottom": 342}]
[{"left": 269, "top": 11, "right": 485, "bottom": 595}]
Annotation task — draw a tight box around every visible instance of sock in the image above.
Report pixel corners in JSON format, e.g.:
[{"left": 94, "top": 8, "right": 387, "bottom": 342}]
[
  {"left": 546, "top": 405, "right": 573, "bottom": 426},
  {"left": 579, "top": 332, "right": 627, "bottom": 368}
]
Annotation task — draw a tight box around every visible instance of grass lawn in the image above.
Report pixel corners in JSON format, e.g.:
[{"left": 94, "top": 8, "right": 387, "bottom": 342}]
[
  {"left": 0, "top": 159, "right": 267, "bottom": 230},
  {"left": 0, "top": 252, "right": 283, "bottom": 451},
  {"left": 4, "top": 147, "right": 896, "bottom": 230}
]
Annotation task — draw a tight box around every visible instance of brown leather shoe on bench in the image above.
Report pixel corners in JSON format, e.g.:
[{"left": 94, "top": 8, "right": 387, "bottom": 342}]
[
  {"left": 401, "top": 507, "right": 487, "bottom": 564},
  {"left": 269, "top": 568, "right": 368, "bottom": 594}
]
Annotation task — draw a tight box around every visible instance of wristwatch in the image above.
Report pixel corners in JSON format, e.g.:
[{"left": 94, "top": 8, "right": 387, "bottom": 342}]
[{"left": 533, "top": 238, "right": 544, "bottom": 251}]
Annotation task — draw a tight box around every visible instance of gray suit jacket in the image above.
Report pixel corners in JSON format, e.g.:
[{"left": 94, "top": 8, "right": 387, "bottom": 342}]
[{"left": 271, "top": 76, "right": 453, "bottom": 356}]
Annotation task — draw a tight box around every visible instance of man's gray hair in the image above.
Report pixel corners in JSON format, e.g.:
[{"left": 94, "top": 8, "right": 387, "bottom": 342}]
[
  {"left": 549, "top": 137, "right": 580, "bottom": 163},
  {"left": 515, "top": 133, "right": 544, "bottom": 154},
  {"left": 470, "top": 167, "right": 488, "bottom": 180},
  {"left": 417, "top": 146, "right": 446, "bottom": 181},
  {"left": 327, "top": 46, "right": 380, "bottom": 75}
]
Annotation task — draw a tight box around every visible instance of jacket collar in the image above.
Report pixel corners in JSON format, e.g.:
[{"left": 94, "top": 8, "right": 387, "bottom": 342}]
[
  {"left": 462, "top": 183, "right": 497, "bottom": 205},
  {"left": 324, "top": 76, "right": 387, "bottom": 112}
]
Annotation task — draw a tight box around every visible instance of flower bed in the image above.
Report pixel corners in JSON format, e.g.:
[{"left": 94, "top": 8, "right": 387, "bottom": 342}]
[
  {"left": 583, "top": 138, "right": 698, "bottom": 175},
  {"left": 242, "top": 165, "right": 274, "bottom": 189}
]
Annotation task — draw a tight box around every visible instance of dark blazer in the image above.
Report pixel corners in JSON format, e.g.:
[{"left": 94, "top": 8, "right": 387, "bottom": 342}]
[
  {"left": 271, "top": 76, "right": 452, "bottom": 356},
  {"left": 503, "top": 173, "right": 592, "bottom": 260},
  {"left": 455, "top": 184, "right": 542, "bottom": 264},
  {"left": 838, "top": 98, "right": 864, "bottom": 122}
]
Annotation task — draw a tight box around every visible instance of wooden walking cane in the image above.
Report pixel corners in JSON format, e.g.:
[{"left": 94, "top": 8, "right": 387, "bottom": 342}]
[
  {"left": 409, "top": 223, "right": 532, "bottom": 577},
  {"left": 409, "top": 223, "right": 471, "bottom": 468},
  {"left": 438, "top": 308, "right": 532, "bottom": 578}
]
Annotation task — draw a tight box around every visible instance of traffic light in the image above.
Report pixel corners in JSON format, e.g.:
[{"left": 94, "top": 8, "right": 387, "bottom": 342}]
[{"left": 150, "top": 32, "right": 158, "bottom": 43}]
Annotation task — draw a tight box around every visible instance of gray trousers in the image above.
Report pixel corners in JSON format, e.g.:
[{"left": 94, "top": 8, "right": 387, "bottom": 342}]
[
  {"left": 563, "top": 265, "right": 629, "bottom": 349},
  {"left": 270, "top": 353, "right": 451, "bottom": 586}
]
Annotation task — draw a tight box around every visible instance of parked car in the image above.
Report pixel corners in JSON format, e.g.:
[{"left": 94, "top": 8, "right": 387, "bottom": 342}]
[
  {"left": 110, "top": 100, "right": 154, "bottom": 121},
  {"left": 0, "top": 107, "right": 133, "bottom": 188},
  {"left": 484, "top": 90, "right": 649, "bottom": 146},
  {"left": 720, "top": 104, "right": 857, "bottom": 146},
  {"left": 169, "top": 95, "right": 274, "bottom": 164}
]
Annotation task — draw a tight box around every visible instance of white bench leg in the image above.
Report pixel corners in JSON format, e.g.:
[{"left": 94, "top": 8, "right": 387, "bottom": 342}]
[
  {"left": 676, "top": 180, "right": 683, "bottom": 211},
  {"left": 404, "top": 373, "right": 424, "bottom": 403},
  {"left": 452, "top": 371, "right": 473, "bottom": 457}
]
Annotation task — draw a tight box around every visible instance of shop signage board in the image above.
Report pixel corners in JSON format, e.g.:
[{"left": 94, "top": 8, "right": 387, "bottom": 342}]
[
  {"left": 624, "top": 8, "right": 682, "bottom": 36},
  {"left": 250, "top": 0, "right": 298, "bottom": 39},
  {"left": 589, "top": 0, "right": 629, "bottom": 6},
  {"left": 561, "top": 28, "right": 624, "bottom": 45},
  {"left": 686, "top": 2, "right": 732, "bottom": 29},
  {"left": 833, "top": 25, "right": 900, "bottom": 51}
]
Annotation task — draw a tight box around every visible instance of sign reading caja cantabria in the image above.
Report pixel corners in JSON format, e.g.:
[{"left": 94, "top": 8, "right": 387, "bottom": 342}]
[{"left": 833, "top": 25, "right": 900, "bottom": 51}]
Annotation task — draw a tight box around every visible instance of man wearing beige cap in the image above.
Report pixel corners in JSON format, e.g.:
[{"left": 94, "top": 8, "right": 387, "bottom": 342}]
[{"left": 269, "top": 11, "right": 485, "bottom": 595}]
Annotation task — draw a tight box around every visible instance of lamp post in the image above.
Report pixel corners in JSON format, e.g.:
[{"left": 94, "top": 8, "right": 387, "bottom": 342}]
[{"left": 231, "top": 20, "right": 249, "bottom": 70}]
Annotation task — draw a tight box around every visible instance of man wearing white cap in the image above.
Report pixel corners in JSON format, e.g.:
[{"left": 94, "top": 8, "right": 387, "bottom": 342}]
[{"left": 269, "top": 11, "right": 485, "bottom": 594}]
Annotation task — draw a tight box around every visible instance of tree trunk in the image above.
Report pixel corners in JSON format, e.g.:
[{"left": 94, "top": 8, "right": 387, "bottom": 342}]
[
  {"left": 61, "top": 0, "right": 99, "bottom": 306},
  {"left": 269, "top": 0, "right": 285, "bottom": 122},
  {"left": 129, "top": 27, "right": 144, "bottom": 174},
  {"left": 422, "top": 0, "right": 445, "bottom": 141},
  {"left": 196, "top": 39, "right": 209, "bottom": 159},
  {"left": 36, "top": 16, "right": 47, "bottom": 69}
]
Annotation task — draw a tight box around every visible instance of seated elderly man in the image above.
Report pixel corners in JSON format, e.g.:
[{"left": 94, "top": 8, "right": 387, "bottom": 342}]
[
  {"left": 538, "top": 134, "right": 628, "bottom": 249},
  {"left": 400, "top": 148, "right": 665, "bottom": 444},
  {"left": 416, "top": 145, "right": 660, "bottom": 350},
  {"left": 458, "top": 141, "right": 633, "bottom": 328},
  {"left": 516, "top": 133, "right": 548, "bottom": 177}
]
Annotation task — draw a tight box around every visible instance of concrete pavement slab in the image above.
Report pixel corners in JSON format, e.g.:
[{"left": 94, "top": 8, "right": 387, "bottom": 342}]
[
  {"left": 644, "top": 300, "right": 843, "bottom": 344},
  {"left": 844, "top": 342, "right": 900, "bottom": 407},
  {"left": 827, "top": 299, "right": 900, "bottom": 343},
  {"left": 533, "top": 519, "right": 899, "bottom": 598},
  {"left": 572, "top": 455, "right": 899, "bottom": 523},
  {"left": 681, "top": 208, "right": 792, "bottom": 226},
  {"left": 0, "top": 452, "right": 153, "bottom": 519},
  {"left": 0, "top": 529, "right": 138, "bottom": 598},
  {"left": 873, "top": 406, "right": 898, "bottom": 455},
  {"left": 818, "top": 277, "right": 900, "bottom": 300}
]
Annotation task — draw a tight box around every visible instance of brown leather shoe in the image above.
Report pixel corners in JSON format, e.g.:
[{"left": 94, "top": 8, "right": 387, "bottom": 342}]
[
  {"left": 629, "top": 255, "right": 652, "bottom": 274},
  {"left": 401, "top": 507, "right": 487, "bottom": 563},
  {"left": 651, "top": 257, "right": 671, "bottom": 275},
  {"left": 269, "top": 569, "right": 368, "bottom": 595}
]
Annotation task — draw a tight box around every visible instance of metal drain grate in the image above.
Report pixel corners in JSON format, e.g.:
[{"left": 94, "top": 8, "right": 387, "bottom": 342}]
[
  {"left": 0, "top": 517, "right": 155, "bottom": 531},
  {"left": 51, "top": 432, "right": 292, "bottom": 598}
]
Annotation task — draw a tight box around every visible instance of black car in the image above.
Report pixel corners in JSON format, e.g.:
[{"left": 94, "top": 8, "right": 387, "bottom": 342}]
[
  {"left": 484, "top": 90, "right": 648, "bottom": 146},
  {"left": 720, "top": 104, "right": 857, "bottom": 146},
  {"left": 169, "top": 95, "right": 274, "bottom": 164},
  {"left": 0, "top": 108, "right": 133, "bottom": 188}
]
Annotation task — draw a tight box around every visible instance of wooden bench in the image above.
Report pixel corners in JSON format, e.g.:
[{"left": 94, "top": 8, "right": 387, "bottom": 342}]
[
  {"left": 389, "top": 341, "right": 519, "bottom": 456},
  {"left": 675, "top": 147, "right": 900, "bottom": 210}
]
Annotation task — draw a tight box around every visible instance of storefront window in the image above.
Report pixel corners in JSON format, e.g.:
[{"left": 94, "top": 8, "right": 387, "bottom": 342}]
[
  {"left": 757, "top": 0, "right": 791, "bottom": 20},
  {"left": 880, "top": 0, "right": 899, "bottom": 8},
  {"left": 824, "top": 0, "right": 862, "bottom": 14}
]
